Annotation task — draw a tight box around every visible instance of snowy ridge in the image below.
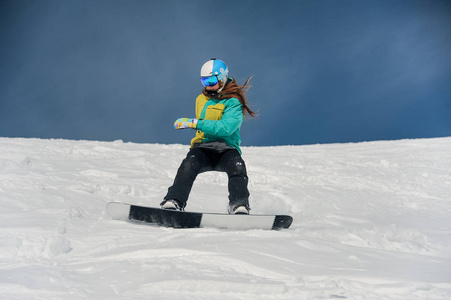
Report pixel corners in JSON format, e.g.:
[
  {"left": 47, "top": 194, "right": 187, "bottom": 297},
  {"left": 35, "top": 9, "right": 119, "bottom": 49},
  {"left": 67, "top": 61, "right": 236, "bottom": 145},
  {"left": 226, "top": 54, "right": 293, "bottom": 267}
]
[{"left": 0, "top": 137, "right": 450, "bottom": 299}]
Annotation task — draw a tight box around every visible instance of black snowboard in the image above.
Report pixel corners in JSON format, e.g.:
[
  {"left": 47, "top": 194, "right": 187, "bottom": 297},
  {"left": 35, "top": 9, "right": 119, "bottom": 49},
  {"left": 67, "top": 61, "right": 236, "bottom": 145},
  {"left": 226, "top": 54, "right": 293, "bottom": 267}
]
[{"left": 107, "top": 202, "right": 293, "bottom": 230}]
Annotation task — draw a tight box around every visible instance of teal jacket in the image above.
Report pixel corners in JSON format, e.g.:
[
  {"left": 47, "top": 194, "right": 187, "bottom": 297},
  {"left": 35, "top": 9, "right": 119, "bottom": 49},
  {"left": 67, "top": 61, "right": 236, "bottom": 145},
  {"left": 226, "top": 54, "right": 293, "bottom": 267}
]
[{"left": 191, "top": 94, "right": 244, "bottom": 154}]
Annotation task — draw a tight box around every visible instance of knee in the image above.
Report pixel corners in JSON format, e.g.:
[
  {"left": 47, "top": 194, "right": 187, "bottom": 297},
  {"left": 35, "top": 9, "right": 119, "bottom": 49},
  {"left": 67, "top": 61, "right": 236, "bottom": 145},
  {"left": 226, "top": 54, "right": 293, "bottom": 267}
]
[
  {"left": 226, "top": 158, "right": 248, "bottom": 177},
  {"left": 178, "top": 155, "right": 202, "bottom": 176}
]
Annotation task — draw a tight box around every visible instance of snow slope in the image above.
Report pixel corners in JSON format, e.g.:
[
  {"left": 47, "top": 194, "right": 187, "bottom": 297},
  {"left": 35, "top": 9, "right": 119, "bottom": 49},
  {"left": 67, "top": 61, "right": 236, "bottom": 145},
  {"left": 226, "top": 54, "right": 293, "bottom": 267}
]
[{"left": 0, "top": 137, "right": 450, "bottom": 299}]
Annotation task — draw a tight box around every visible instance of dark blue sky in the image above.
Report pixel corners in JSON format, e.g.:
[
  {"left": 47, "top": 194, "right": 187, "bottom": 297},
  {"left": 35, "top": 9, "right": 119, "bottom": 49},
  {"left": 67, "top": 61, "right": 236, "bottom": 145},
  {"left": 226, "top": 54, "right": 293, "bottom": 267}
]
[{"left": 1, "top": 0, "right": 450, "bottom": 146}]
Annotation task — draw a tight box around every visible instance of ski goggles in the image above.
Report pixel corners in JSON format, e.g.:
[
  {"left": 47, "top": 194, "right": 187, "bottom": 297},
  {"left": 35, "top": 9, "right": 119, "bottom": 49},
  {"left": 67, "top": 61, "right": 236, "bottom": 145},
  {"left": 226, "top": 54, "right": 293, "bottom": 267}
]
[{"left": 201, "top": 75, "right": 219, "bottom": 87}]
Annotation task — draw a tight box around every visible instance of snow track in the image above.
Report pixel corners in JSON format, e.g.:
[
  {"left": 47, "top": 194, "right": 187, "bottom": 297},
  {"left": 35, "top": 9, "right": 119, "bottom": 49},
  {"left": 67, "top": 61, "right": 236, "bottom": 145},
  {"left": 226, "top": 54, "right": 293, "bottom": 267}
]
[{"left": 1, "top": 137, "right": 450, "bottom": 299}]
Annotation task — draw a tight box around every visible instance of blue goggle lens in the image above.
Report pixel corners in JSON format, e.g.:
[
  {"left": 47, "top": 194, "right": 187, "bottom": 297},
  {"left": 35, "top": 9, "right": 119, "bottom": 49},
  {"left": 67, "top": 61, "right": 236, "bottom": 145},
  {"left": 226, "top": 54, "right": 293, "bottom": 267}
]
[{"left": 201, "top": 76, "right": 219, "bottom": 87}]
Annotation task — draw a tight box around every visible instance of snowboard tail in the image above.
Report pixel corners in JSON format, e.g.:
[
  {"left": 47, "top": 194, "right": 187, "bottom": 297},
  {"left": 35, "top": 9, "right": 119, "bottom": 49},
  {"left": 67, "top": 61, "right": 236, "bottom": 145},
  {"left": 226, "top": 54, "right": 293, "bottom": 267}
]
[
  {"left": 107, "top": 202, "right": 292, "bottom": 230},
  {"left": 130, "top": 205, "right": 203, "bottom": 228}
]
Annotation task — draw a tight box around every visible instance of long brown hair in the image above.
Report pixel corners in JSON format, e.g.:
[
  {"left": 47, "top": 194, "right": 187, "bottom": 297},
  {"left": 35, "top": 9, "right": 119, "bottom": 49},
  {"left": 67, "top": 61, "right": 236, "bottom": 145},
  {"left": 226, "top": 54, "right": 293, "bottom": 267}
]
[{"left": 203, "top": 77, "right": 257, "bottom": 118}]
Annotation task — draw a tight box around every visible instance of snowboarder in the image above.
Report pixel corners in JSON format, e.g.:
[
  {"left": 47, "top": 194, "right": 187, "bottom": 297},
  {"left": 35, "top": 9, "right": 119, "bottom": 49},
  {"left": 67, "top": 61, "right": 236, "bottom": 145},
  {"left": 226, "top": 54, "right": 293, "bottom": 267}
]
[{"left": 161, "top": 58, "right": 257, "bottom": 214}]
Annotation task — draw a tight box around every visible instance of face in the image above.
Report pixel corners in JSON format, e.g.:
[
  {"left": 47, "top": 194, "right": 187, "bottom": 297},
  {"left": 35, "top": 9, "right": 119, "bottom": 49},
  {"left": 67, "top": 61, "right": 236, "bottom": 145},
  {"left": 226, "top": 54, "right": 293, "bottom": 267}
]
[
  {"left": 201, "top": 75, "right": 221, "bottom": 91},
  {"left": 205, "top": 82, "right": 220, "bottom": 91}
]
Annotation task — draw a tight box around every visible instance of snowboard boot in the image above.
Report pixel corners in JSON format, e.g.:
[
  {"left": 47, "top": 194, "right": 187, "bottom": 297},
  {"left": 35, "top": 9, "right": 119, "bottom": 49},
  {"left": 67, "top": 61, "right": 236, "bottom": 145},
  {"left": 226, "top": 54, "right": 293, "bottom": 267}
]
[
  {"left": 228, "top": 204, "right": 250, "bottom": 215},
  {"left": 160, "top": 199, "right": 184, "bottom": 211}
]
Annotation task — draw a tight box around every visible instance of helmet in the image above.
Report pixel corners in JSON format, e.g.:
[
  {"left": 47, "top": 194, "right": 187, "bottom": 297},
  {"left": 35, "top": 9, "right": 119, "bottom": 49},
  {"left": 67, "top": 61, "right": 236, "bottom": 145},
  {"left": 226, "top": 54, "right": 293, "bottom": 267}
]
[{"left": 200, "top": 58, "right": 229, "bottom": 91}]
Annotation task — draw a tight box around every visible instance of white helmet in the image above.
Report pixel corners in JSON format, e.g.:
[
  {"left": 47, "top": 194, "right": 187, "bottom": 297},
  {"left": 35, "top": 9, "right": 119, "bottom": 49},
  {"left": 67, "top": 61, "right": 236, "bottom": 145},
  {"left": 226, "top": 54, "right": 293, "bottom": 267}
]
[{"left": 200, "top": 58, "right": 229, "bottom": 92}]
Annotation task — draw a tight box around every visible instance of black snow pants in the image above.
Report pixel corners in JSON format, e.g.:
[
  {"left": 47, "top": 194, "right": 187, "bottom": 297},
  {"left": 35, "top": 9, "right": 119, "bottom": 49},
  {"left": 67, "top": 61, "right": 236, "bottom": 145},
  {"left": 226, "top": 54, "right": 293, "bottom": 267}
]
[{"left": 164, "top": 147, "right": 250, "bottom": 209}]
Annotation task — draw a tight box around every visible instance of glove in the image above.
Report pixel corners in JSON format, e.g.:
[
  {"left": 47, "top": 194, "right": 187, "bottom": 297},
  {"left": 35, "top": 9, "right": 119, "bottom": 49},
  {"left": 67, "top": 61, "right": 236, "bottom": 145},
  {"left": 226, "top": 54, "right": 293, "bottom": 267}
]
[{"left": 174, "top": 118, "right": 198, "bottom": 130}]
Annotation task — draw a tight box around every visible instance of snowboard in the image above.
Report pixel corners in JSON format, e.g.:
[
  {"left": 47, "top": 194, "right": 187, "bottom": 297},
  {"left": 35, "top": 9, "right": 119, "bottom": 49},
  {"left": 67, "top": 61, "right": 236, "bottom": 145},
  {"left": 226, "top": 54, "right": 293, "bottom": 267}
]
[{"left": 107, "top": 202, "right": 293, "bottom": 230}]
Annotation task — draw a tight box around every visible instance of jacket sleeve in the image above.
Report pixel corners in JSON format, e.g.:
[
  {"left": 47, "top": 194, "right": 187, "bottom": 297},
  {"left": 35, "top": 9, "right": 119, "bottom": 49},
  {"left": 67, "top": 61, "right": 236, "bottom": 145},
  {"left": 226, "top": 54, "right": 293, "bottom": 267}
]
[{"left": 197, "top": 98, "right": 243, "bottom": 138}]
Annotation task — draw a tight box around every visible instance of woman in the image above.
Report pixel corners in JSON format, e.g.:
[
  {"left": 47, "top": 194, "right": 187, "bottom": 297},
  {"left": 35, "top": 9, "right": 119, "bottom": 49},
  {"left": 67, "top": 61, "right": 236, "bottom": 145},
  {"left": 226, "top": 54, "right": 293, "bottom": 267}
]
[{"left": 161, "top": 58, "right": 256, "bottom": 214}]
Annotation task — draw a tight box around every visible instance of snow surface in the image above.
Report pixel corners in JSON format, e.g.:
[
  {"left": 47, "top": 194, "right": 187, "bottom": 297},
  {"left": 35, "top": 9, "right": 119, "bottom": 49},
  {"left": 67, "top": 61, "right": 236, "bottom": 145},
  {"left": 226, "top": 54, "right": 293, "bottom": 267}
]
[{"left": 1, "top": 137, "right": 450, "bottom": 299}]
